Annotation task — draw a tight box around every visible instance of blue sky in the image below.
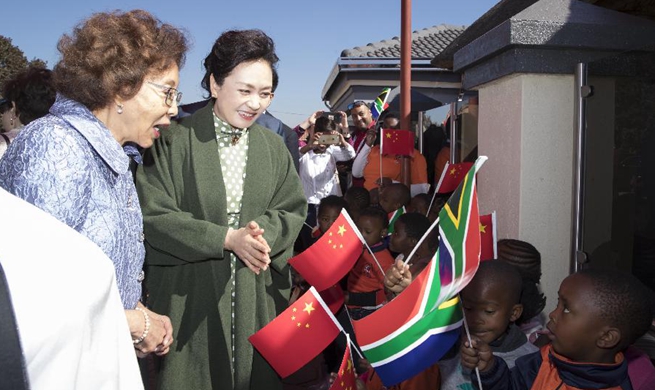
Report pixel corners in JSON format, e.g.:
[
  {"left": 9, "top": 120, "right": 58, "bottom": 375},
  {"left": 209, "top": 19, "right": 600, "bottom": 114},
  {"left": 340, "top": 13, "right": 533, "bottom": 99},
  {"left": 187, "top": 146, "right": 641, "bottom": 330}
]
[{"left": 3, "top": 0, "right": 498, "bottom": 126}]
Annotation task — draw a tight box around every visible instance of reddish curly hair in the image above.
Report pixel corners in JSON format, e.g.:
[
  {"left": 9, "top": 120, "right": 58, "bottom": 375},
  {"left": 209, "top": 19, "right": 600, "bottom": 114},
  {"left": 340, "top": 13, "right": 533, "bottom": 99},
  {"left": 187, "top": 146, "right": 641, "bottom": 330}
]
[{"left": 53, "top": 9, "right": 188, "bottom": 111}]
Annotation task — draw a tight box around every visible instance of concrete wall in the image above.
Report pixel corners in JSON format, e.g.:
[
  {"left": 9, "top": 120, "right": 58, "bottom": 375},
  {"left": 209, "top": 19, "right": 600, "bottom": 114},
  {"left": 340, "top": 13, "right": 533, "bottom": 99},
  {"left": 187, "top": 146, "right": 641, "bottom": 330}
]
[{"left": 477, "top": 73, "right": 575, "bottom": 314}]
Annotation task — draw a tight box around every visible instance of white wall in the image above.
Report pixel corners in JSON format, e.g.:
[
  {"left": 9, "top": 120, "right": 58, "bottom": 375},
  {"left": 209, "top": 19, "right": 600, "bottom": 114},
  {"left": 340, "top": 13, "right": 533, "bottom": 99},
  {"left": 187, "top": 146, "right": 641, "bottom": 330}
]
[{"left": 477, "top": 73, "right": 575, "bottom": 314}]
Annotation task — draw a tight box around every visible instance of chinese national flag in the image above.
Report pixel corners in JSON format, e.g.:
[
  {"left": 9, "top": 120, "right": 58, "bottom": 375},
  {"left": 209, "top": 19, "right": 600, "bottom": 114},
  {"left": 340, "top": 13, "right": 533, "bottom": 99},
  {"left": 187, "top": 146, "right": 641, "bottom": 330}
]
[
  {"left": 249, "top": 287, "right": 342, "bottom": 378},
  {"left": 289, "top": 210, "right": 365, "bottom": 292},
  {"left": 435, "top": 162, "right": 474, "bottom": 193},
  {"left": 381, "top": 129, "right": 414, "bottom": 156},
  {"left": 479, "top": 212, "right": 497, "bottom": 261},
  {"left": 329, "top": 334, "right": 357, "bottom": 390}
]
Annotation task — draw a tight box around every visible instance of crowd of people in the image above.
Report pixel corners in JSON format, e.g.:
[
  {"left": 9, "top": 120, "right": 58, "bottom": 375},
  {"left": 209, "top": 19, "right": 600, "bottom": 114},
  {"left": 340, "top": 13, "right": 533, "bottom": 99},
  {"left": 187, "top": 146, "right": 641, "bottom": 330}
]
[{"left": 0, "top": 8, "right": 653, "bottom": 390}]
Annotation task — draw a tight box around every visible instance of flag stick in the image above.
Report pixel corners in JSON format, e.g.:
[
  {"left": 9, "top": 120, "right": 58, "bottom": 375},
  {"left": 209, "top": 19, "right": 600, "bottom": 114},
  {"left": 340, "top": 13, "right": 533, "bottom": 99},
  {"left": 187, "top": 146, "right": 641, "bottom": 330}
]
[
  {"left": 402, "top": 216, "right": 439, "bottom": 266},
  {"left": 303, "top": 222, "right": 314, "bottom": 230},
  {"left": 342, "top": 309, "right": 365, "bottom": 359},
  {"left": 459, "top": 294, "right": 484, "bottom": 390},
  {"left": 491, "top": 211, "right": 498, "bottom": 259},
  {"left": 379, "top": 132, "right": 384, "bottom": 189},
  {"left": 427, "top": 161, "right": 451, "bottom": 217}
]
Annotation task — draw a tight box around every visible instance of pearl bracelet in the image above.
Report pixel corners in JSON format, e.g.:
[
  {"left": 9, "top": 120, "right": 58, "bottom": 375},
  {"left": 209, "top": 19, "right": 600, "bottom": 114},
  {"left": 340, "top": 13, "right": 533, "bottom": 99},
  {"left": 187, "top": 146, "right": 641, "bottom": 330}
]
[{"left": 132, "top": 306, "right": 150, "bottom": 345}]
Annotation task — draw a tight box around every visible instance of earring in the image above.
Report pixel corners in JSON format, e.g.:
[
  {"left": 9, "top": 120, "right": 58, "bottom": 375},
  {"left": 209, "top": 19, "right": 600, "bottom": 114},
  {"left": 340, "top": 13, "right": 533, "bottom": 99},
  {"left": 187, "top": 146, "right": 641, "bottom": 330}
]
[
  {"left": 117, "top": 104, "right": 124, "bottom": 114},
  {"left": 10, "top": 116, "right": 14, "bottom": 127}
]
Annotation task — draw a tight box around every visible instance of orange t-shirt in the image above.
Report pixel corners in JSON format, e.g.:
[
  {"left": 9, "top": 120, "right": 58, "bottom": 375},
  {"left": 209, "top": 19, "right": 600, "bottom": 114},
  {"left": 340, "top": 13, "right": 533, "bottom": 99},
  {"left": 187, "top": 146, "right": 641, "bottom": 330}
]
[
  {"left": 362, "top": 146, "right": 428, "bottom": 190},
  {"left": 347, "top": 245, "right": 395, "bottom": 307}
]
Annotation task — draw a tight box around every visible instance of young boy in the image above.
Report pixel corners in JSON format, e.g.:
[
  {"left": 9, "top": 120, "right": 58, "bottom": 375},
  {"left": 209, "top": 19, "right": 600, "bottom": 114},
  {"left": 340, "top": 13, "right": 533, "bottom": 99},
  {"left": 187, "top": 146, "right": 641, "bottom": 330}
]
[
  {"left": 314, "top": 195, "right": 349, "bottom": 240},
  {"left": 439, "top": 260, "right": 538, "bottom": 389},
  {"left": 298, "top": 117, "right": 355, "bottom": 249},
  {"left": 347, "top": 207, "right": 395, "bottom": 320},
  {"left": 388, "top": 212, "right": 433, "bottom": 275},
  {"left": 461, "top": 268, "right": 654, "bottom": 389},
  {"left": 378, "top": 183, "right": 411, "bottom": 215},
  {"left": 406, "top": 193, "right": 430, "bottom": 216}
]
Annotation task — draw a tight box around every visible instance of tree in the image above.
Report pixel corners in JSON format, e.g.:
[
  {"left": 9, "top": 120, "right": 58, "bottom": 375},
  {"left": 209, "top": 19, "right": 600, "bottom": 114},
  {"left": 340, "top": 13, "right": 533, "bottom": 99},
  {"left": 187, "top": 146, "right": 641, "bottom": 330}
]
[{"left": 0, "top": 35, "right": 47, "bottom": 94}]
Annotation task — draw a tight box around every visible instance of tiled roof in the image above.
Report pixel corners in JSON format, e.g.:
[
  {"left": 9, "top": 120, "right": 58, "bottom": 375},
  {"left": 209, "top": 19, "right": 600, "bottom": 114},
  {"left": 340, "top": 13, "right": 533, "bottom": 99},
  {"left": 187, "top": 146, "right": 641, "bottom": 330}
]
[{"left": 340, "top": 24, "right": 466, "bottom": 59}]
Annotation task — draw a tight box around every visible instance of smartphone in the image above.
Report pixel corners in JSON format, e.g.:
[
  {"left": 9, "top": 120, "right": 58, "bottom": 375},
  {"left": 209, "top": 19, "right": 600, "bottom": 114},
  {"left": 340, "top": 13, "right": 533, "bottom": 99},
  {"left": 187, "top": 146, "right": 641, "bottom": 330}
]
[
  {"left": 317, "top": 134, "right": 340, "bottom": 145},
  {"left": 322, "top": 111, "right": 343, "bottom": 123}
]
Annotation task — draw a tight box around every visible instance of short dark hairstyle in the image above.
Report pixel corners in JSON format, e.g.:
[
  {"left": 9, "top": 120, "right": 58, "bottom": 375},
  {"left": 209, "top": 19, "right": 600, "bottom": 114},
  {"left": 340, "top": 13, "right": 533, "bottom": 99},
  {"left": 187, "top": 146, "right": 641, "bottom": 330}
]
[
  {"left": 344, "top": 186, "right": 370, "bottom": 211},
  {"left": 2, "top": 67, "right": 56, "bottom": 124},
  {"left": 202, "top": 29, "right": 278, "bottom": 96},
  {"left": 318, "top": 195, "right": 348, "bottom": 215},
  {"left": 578, "top": 268, "right": 653, "bottom": 349},
  {"left": 314, "top": 116, "right": 337, "bottom": 133},
  {"left": 496, "top": 239, "right": 546, "bottom": 324},
  {"left": 54, "top": 10, "right": 188, "bottom": 111},
  {"left": 397, "top": 212, "right": 430, "bottom": 241},
  {"left": 383, "top": 183, "right": 411, "bottom": 208},
  {"left": 472, "top": 260, "right": 523, "bottom": 306},
  {"left": 497, "top": 239, "right": 542, "bottom": 283},
  {"left": 359, "top": 206, "right": 389, "bottom": 229}
]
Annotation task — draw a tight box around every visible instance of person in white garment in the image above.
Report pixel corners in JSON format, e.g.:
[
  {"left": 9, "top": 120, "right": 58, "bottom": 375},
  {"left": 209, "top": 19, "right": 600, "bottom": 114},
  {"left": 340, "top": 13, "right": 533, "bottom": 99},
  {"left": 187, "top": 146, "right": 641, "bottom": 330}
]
[{"left": 0, "top": 187, "right": 143, "bottom": 390}]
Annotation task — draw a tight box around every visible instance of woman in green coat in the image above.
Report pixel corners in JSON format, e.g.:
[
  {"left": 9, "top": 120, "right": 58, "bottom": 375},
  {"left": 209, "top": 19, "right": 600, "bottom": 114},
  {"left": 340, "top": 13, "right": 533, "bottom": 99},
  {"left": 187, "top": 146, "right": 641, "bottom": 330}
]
[{"left": 136, "top": 29, "right": 306, "bottom": 390}]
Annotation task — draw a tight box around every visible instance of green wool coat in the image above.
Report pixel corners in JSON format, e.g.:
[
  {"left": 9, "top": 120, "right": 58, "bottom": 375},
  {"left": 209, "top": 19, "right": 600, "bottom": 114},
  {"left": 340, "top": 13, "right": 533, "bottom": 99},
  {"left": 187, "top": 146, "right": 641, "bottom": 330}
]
[{"left": 136, "top": 102, "right": 307, "bottom": 390}]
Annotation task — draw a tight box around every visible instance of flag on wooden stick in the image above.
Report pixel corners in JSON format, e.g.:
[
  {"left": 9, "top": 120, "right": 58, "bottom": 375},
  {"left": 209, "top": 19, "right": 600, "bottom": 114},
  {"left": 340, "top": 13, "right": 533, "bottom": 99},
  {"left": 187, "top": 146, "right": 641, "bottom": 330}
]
[{"left": 249, "top": 287, "right": 343, "bottom": 378}]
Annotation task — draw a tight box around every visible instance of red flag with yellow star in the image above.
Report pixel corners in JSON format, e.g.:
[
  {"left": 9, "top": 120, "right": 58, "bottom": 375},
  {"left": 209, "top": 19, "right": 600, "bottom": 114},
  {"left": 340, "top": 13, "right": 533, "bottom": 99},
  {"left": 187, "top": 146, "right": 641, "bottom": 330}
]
[
  {"left": 479, "top": 212, "right": 497, "bottom": 261},
  {"left": 329, "top": 334, "right": 357, "bottom": 390},
  {"left": 289, "top": 210, "right": 365, "bottom": 292},
  {"left": 380, "top": 129, "right": 414, "bottom": 156},
  {"left": 249, "top": 287, "right": 343, "bottom": 378},
  {"left": 435, "top": 161, "right": 474, "bottom": 194}
]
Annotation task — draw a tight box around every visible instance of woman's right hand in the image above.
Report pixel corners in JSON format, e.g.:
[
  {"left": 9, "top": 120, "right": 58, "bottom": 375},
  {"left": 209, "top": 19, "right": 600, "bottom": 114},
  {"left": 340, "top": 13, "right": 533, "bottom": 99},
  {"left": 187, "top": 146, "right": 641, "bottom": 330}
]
[
  {"left": 225, "top": 221, "right": 271, "bottom": 274},
  {"left": 127, "top": 304, "right": 174, "bottom": 357}
]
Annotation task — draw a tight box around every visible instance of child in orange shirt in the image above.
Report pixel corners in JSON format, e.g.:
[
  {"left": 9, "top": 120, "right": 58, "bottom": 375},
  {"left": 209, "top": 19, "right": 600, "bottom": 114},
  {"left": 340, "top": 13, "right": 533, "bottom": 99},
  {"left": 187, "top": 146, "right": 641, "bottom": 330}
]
[{"left": 347, "top": 207, "right": 395, "bottom": 320}]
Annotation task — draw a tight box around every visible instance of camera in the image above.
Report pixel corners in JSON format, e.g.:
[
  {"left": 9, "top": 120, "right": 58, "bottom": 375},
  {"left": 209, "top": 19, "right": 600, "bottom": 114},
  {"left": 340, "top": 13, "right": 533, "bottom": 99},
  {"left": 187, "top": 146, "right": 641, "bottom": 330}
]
[
  {"left": 317, "top": 134, "right": 340, "bottom": 145},
  {"left": 321, "top": 111, "right": 343, "bottom": 123}
]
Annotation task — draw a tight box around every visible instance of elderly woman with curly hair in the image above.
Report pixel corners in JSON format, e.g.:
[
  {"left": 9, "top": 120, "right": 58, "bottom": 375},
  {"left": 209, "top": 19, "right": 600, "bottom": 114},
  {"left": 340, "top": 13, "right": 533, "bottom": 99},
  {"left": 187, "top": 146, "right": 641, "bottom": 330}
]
[{"left": 0, "top": 10, "right": 188, "bottom": 358}]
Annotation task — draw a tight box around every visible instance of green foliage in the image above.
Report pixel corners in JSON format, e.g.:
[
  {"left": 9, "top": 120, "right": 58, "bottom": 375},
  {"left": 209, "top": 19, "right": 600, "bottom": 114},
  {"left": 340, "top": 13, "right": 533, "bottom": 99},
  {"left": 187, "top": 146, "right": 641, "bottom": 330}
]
[{"left": 0, "top": 35, "right": 47, "bottom": 95}]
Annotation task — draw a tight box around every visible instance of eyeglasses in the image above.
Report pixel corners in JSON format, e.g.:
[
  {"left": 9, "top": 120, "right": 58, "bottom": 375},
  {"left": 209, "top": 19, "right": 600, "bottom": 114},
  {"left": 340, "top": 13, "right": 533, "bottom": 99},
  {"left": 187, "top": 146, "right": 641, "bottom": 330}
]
[
  {"left": 347, "top": 101, "right": 368, "bottom": 111},
  {"left": 147, "top": 81, "right": 183, "bottom": 107}
]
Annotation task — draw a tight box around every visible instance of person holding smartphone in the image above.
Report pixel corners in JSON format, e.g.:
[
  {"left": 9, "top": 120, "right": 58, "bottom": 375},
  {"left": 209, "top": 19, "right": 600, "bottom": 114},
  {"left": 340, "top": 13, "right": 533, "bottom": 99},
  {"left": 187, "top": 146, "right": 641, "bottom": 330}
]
[{"left": 298, "top": 116, "right": 355, "bottom": 250}]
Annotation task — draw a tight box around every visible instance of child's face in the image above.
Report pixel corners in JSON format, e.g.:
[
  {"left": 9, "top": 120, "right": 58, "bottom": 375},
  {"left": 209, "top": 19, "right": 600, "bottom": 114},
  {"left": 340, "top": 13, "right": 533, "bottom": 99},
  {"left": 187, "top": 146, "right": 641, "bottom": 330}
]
[
  {"left": 389, "top": 221, "right": 414, "bottom": 256},
  {"left": 407, "top": 197, "right": 428, "bottom": 216},
  {"left": 378, "top": 191, "right": 397, "bottom": 214},
  {"left": 317, "top": 206, "right": 341, "bottom": 234},
  {"left": 460, "top": 279, "right": 522, "bottom": 345},
  {"left": 357, "top": 215, "right": 387, "bottom": 247},
  {"left": 547, "top": 274, "right": 606, "bottom": 362}
]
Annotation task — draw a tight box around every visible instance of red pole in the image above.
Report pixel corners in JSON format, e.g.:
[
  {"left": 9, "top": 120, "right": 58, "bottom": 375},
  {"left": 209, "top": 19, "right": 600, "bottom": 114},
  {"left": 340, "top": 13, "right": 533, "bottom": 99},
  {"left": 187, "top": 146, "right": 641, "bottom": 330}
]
[{"left": 400, "top": 0, "right": 412, "bottom": 187}]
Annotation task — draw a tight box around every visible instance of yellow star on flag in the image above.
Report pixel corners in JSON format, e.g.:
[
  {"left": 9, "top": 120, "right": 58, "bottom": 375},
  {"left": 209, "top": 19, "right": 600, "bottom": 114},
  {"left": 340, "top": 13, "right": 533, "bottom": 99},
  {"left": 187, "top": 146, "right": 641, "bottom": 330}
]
[
  {"left": 303, "top": 302, "right": 315, "bottom": 315},
  {"left": 450, "top": 167, "right": 457, "bottom": 175},
  {"left": 337, "top": 225, "right": 347, "bottom": 236},
  {"left": 479, "top": 223, "right": 487, "bottom": 233},
  {"left": 386, "top": 132, "right": 391, "bottom": 138}
]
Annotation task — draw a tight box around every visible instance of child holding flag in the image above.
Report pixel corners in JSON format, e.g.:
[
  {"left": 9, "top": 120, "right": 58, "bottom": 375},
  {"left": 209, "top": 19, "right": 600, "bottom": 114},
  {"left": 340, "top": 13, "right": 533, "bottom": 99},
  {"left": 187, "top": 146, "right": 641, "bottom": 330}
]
[
  {"left": 439, "top": 260, "right": 538, "bottom": 389},
  {"left": 347, "top": 207, "right": 395, "bottom": 320},
  {"left": 461, "top": 268, "right": 653, "bottom": 390}
]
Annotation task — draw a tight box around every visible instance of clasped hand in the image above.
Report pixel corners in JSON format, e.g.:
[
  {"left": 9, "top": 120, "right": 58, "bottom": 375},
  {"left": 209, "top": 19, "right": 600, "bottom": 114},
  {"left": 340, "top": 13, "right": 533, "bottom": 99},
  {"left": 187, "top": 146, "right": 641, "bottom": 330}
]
[{"left": 225, "top": 221, "right": 271, "bottom": 275}]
